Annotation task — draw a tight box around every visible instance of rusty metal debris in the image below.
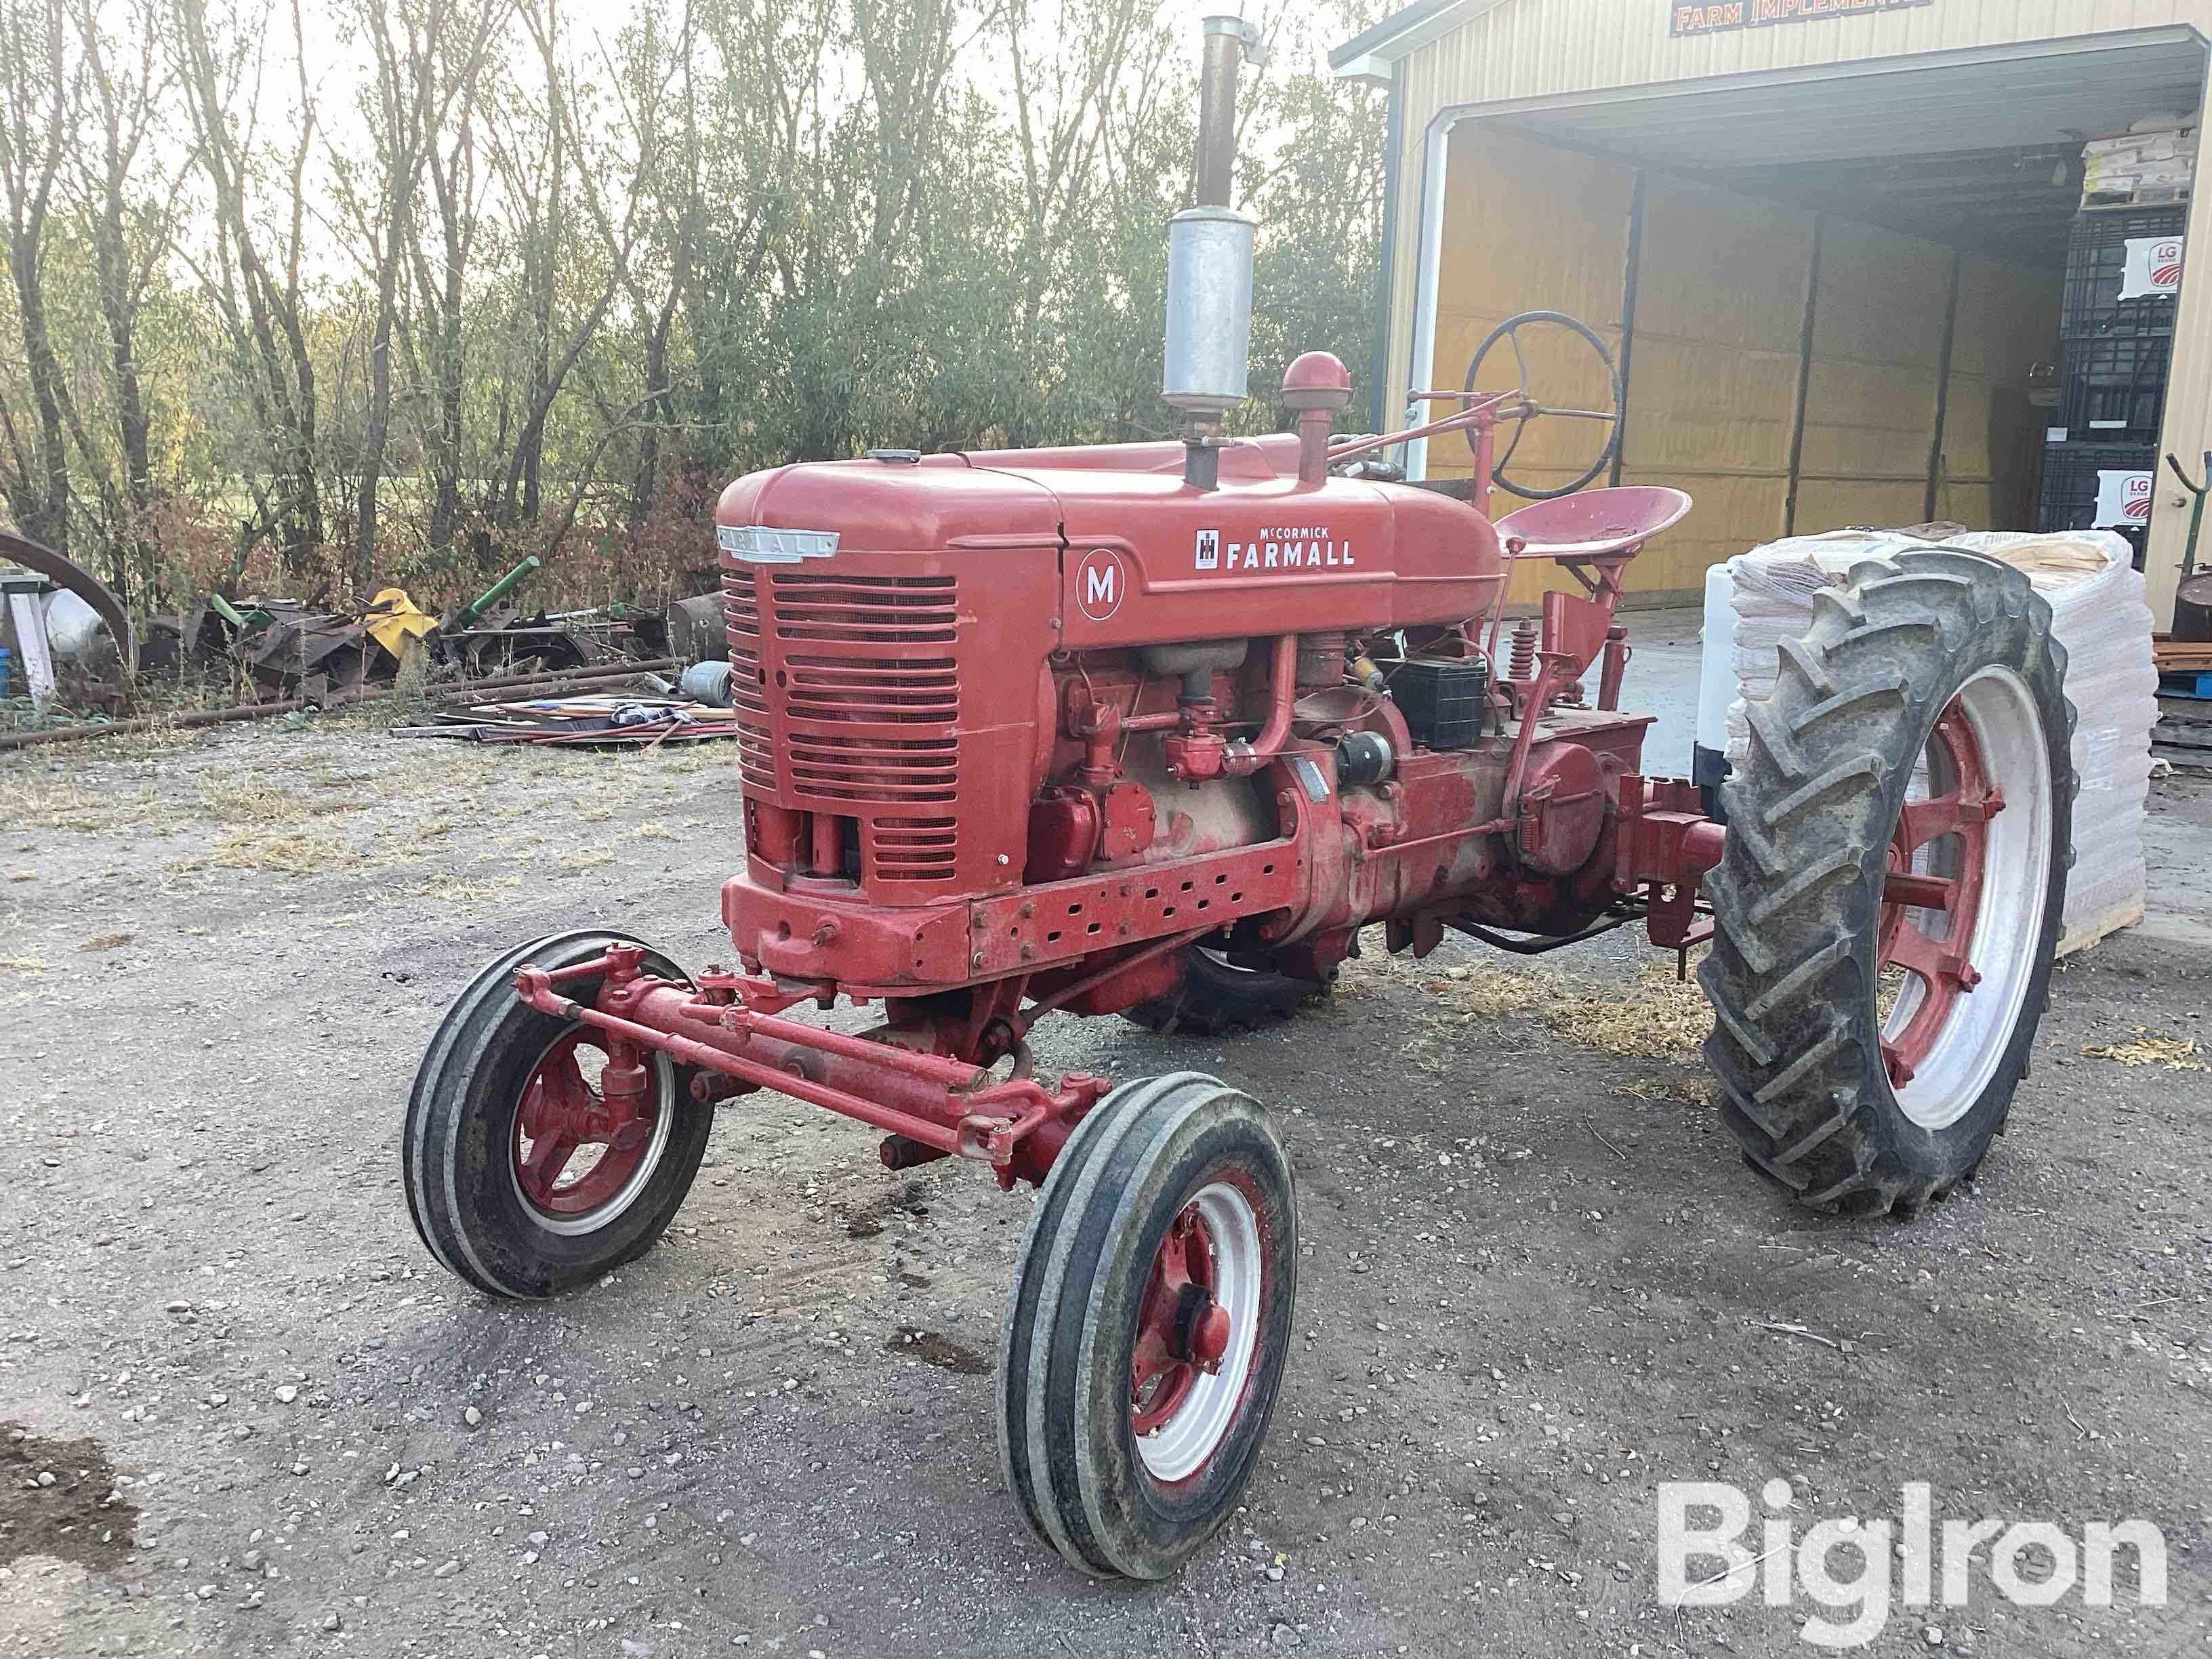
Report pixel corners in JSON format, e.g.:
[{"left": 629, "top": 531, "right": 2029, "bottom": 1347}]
[
  {"left": 0, "top": 657, "right": 680, "bottom": 752},
  {"left": 3, "top": 522, "right": 727, "bottom": 746},
  {"left": 396, "top": 690, "right": 741, "bottom": 747},
  {"left": 0, "top": 530, "right": 136, "bottom": 680}
]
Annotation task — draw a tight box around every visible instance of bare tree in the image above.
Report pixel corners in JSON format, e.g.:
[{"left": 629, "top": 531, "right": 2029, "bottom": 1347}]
[
  {"left": 0, "top": 0, "right": 73, "bottom": 552},
  {"left": 64, "top": 0, "right": 194, "bottom": 594},
  {"left": 1000, "top": 0, "right": 1151, "bottom": 444},
  {"left": 173, "top": 0, "right": 326, "bottom": 575},
  {"left": 485, "top": 0, "right": 652, "bottom": 533},
  {"left": 340, "top": 0, "right": 510, "bottom": 593},
  {"left": 399, "top": 4, "right": 504, "bottom": 562},
  {"left": 625, "top": 0, "right": 701, "bottom": 529}
]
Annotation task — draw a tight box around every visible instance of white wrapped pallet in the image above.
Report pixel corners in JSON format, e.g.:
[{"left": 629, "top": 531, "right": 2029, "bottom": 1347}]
[{"left": 1710, "top": 529, "right": 2153, "bottom": 956}]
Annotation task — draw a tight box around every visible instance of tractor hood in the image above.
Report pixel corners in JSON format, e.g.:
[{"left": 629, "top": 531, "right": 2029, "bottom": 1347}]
[{"left": 715, "top": 455, "right": 1063, "bottom": 556}]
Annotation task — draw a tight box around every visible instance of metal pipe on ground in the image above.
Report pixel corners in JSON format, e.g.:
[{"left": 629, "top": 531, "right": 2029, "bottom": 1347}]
[{"left": 0, "top": 657, "right": 680, "bottom": 752}]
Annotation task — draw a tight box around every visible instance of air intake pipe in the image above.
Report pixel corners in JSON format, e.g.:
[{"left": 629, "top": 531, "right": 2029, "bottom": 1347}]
[{"left": 1164, "top": 16, "right": 1264, "bottom": 491}]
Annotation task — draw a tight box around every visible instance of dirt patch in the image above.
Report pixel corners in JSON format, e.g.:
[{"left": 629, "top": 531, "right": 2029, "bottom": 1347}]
[
  {"left": 1370, "top": 952, "right": 1716, "bottom": 1063},
  {"left": 0, "top": 1425, "right": 136, "bottom": 1572},
  {"left": 886, "top": 1328, "right": 990, "bottom": 1374},
  {"left": 841, "top": 1187, "right": 931, "bottom": 1240}
]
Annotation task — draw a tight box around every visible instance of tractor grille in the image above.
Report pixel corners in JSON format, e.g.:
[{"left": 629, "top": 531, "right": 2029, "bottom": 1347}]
[
  {"left": 868, "top": 816, "right": 959, "bottom": 882},
  {"left": 771, "top": 572, "right": 958, "bottom": 643},
  {"left": 721, "top": 564, "right": 964, "bottom": 878}
]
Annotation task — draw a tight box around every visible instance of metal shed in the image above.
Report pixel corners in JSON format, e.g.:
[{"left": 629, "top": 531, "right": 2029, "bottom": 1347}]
[{"left": 1335, "top": 0, "right": 2212, "bottom": 619}]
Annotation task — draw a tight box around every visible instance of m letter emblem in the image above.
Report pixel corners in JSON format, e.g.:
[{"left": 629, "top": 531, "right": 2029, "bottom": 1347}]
[{"left": 1076, "top": 547, "right": 1126, "bottom": 623}]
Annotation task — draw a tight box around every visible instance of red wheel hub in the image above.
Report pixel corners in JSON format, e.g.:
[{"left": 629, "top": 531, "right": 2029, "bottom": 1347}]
[
  {"left": 1130, "top": 1203, "right": 1228, "bottom": 1436},
  {"left": 510, "top": 1031, "right": 657, "bottom": 1218},
  {"left": 1879, "top": 701, "right": 2003, "bottom": 1090}
]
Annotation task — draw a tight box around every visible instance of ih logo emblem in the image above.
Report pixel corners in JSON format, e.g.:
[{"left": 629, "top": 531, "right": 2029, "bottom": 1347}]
[
  {"left": 1195, "top": 528, "right": 1220, "bottom": 571},
  {"left": 1076, "top": 546, "right": 1126, "bottom": 622}
]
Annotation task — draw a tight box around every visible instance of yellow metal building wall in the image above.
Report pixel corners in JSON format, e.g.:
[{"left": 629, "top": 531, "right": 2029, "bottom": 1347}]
[
  {"left": 1794, "top": 220, "right": 1952, "bottom": 534},
  {"left": 1615, "top": 173, "right": 1813, "bottom": 594},
  {"left": 1420, "top": 126, "right": 1634, "bottom": 604},
  {"left": 1384, "top": 0, "right": 2212, "bottom": 617},
  {"left": 1940, "top": 258, "right": 2064, "bottom": 529},
  {"left": 1422, "top": 126, "right": 2062, "bottom": 600}
]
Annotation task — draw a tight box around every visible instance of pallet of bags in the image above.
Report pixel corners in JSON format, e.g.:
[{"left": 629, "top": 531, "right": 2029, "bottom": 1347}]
[{"left": 1702, "top": 529, "right": 2155, "bottom": 956}]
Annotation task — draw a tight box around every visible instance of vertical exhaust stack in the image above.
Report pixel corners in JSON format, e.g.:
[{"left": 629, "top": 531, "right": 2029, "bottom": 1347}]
[{"left": 1164, "top": 16, "right": 1264, "bottom": 491}]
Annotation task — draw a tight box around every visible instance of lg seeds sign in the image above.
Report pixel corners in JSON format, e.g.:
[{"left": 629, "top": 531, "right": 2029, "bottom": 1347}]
[{"left": 1673, "top": 0, "right": 1932, "bottom": 36}]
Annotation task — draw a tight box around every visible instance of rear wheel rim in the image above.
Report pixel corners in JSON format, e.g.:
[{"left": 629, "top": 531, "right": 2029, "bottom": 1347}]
[
  {"left": 508, "top": 1029, "right": 675, "bottom": 1234},
  {"left": 1131, "top": 1179, "right": 1264, "bottom": 1483},
  {"left": 1879, "top": 668, "right": 2053, "bottom": 1130}
]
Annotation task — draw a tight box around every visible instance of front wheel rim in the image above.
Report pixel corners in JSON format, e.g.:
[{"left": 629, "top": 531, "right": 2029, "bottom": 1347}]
[
  {"left": 508, "top": 1029, "right": 676, "bottom": 1235},
  {"left": 1879, "top": 668, "right": 2053, "bottom": 1130},
  {"left": 1131, "top": 1179, "right": 1265, "bottom": 1483}
]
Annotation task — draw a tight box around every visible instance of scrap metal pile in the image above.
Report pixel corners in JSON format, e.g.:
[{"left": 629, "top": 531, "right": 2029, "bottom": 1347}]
[
  {"left": 396, "top": 691, "right": 742, "bottom": 747},
  {"left": 0, "top": 530, "right": 720, "bottom": 752},
  {"left": 136, "top": 554, "right": 678, "bottom": 697}
]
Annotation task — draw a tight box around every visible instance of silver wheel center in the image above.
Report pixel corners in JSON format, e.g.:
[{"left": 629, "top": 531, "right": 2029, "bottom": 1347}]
[
  {"left": 1885, "top": 666, "right": 2054, "bottom": 1131},
  {"left": 1138, "top": 1181, "right": 1264, "bottom": 1483},
  {"left": 509, "top": 1036, "right": 678, "bottom": 1236}
]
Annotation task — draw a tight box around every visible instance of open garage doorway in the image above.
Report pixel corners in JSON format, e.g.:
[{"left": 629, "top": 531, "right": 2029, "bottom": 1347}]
[{"left": 1402, "top": 28, "right": 2210, "bottom": 607}]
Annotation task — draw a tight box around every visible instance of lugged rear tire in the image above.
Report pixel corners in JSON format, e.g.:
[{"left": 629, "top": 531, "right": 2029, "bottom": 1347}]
[
  {"left": 1700, "top": 548, "right": 2076, "bottom": 1218},
  {"left": 1122, "top": 945, "right": 1330, "bottom": 1037}
]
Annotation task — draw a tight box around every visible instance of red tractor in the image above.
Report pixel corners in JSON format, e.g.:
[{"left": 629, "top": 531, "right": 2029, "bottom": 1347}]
[{"left": 403, "top": 20, "right": 2073, "bottom": 1581}]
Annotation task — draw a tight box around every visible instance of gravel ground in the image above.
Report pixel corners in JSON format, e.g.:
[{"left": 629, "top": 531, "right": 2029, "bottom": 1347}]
[{"left": 1, "top": 716, "right": 2209, "bottom": 1659}]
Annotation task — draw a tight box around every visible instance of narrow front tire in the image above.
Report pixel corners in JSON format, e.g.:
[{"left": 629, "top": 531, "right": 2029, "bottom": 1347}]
[
  {"left": 403, "top": 931, "right": 711, "bottom": 1298},
  {"left": 997, "top": 1073, "right": 1297, "bottom": 1579}
]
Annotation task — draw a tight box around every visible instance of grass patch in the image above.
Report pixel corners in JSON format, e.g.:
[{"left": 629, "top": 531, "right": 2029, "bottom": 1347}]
[
  {"left": 196, "top": 778, "right": 365, "bottom": 826},
  {"left": 170, "top": 828, "right": 359, "bottom": 876},
  {"left": 413, "top": 872, "right": 527, "bottom": 903},
  {"left": 0, "top": 777, "right": 156, "bottom": 834},
  {"left": 2082, "top": 1029, "right": 2206, "bottom": 1071},
  {"left": 1359, "top": 951, "right": 1715, "bottom": 1065}
]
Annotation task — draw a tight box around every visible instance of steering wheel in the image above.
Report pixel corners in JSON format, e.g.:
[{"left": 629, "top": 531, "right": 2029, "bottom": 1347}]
[{"left": 1461, "top": 310, "right": 1623, "bottom": 500}]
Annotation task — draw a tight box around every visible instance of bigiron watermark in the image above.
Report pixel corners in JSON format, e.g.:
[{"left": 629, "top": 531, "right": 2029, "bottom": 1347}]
[{"left": 1656, "top": 1479, "right": 2169, "bottom": 1649}]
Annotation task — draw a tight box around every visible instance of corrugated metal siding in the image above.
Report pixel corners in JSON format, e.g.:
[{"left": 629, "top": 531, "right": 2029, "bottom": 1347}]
[
  {"left": 1384, "top": 0, "right": 2212, "bottom": 613},
  {"left": 1414, "top": 0, "right": 2200, "bottom": 111}
]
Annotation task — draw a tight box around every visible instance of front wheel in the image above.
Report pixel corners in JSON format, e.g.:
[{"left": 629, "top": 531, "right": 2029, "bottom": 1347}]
[
  {"left": 997, "top": 1073, "right": 1297, "bottom": 1578},
  {"left": 403, "top": 930, "right": 712, "bottom": 1297},
  {"left": 1701, "top": 548, "right": 2076, "bottom": 1217}
]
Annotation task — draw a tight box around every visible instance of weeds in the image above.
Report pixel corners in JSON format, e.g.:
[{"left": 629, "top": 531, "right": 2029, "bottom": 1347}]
[
  {"left": 170, "top": 828, "right": 361, "bottom": 876},
  {"left": 1353, "top": 950, "right": 1715, "bottom": 1064}
]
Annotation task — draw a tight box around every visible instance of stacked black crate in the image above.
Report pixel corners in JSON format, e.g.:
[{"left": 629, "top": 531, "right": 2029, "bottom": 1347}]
[{"left": 2039, "top": 205, "right": 2186, "bottom": 569}]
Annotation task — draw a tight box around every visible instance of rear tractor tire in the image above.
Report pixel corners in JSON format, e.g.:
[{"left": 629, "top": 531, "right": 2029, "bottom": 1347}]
[
  {"left": 1122, "top": 945, "right": 1332, "bottom": 1037},
  {"left": 998, "top": 1073, "right": 1297, "bottom": 1578},
  {"left": 1701, "top": 548, "right": 2076, "bottom": 1218},
  {"left": 403, "top": 930, "right": 712, "bottom": 1298}
]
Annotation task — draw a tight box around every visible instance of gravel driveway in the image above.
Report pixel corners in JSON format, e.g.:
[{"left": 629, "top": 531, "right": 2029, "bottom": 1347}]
[{"left": 2, "top": 718, "right": 2208, "bottom": 1658}]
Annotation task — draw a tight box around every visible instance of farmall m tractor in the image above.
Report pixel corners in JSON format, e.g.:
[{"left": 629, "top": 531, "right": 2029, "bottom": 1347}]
[{"left": 405, "top": 18, "right": 2074, "bottom": 1580}]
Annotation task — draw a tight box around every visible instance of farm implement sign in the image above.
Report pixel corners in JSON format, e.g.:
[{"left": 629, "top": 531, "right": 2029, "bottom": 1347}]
[{"left": 1673, "top": 0, "right": 1933, "bottom": 36}]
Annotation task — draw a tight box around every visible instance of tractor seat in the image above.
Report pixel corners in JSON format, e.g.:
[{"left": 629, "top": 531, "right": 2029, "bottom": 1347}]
[{"left": 1491, "top": 486, "right": 1693, "bottom": 561}]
